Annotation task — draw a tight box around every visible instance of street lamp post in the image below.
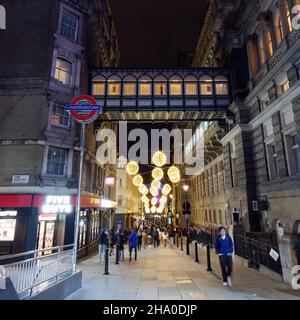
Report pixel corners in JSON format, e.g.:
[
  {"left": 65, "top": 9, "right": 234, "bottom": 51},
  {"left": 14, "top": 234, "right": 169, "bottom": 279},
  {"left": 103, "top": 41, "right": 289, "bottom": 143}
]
[{"left": 183, "top": 184, "right": 189, "bottom": 256}]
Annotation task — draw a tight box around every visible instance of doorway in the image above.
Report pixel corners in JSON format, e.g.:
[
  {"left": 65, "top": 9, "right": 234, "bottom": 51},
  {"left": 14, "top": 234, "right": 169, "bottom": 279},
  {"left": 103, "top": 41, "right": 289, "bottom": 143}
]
[{"left": 36, "top": 214, "right": 57, "bottom": 255}]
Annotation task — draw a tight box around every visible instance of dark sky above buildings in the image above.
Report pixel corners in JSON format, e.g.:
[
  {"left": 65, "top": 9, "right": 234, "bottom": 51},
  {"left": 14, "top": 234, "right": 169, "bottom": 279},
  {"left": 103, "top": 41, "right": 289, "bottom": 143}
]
[{"left": 109, "top": 0, "right": 208, "bottom": 67}]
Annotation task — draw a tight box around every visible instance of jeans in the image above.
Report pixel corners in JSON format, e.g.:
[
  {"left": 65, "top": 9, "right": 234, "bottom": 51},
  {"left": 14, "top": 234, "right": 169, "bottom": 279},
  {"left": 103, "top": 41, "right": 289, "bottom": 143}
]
[
  {"left": 129, "top": 246, "right": 137, "bottom": 261},
  {"left": 99, "top": 244, "right": 106, "bottom": 262},
  {"left": 119, "top": 249, "right": 124, "bottom": 261},
  {"left": 219, "top": 254, "right": 233, "bottom": 282},
  {"left": 170, "top": 237, "right": 174, "bottom": 247}
]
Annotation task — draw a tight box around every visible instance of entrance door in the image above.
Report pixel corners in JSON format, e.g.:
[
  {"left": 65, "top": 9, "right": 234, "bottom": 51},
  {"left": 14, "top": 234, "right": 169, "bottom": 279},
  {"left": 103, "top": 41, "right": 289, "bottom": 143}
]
[{"left": 37, "top": 220, "right": 55, "bottom": 255}]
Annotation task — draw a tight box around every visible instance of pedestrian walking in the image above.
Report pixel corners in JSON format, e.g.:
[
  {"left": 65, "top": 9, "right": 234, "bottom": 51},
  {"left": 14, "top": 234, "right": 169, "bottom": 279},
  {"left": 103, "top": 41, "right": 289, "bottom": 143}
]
[
  {"left": 128, "top": 229, "right": 138, "bottom": 261},
  {"left": 153, "top": 228, "right": 159, "bottom": 248},
  {"left": 109, "top": 229, "right": 116, "bottom": 256},
  {"left": 137, "top": 228, "right": 143, "bottom": 251},
  {"left": 162, "top": 229, "right": 168, "bottom": 247},
  {"left": 169, "top": 227, "right": 175, "bottom": 248},
  {"left": 142, "top": 229, "right": 148, "bottom": 249},
  {"left": 99, "top": 228, "right": 108, "bottom": 263},
  {"left": 116, "top": 229, "right": 125, "bottom": 261},
  {"left": 214, "top": 226, "right": 234, "bottom": 287}
]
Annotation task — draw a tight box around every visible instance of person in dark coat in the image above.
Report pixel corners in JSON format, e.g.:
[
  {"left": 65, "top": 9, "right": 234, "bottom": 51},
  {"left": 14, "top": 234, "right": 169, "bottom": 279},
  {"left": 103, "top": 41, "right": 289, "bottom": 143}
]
[
  {"left": 99, "top": 228, "right": 108, "bottom": 263},
  {"left": 116, "top": 229, "right": 125, "bottom": 261},
  {"left": 109, "top": 229, "right": 116, "bottom": 256},
  {"left": 214, "top": 226, "right": 234, "bottom": 287},
  {"left": 128, "top": 229, "right": 138, "bottom": 261}
]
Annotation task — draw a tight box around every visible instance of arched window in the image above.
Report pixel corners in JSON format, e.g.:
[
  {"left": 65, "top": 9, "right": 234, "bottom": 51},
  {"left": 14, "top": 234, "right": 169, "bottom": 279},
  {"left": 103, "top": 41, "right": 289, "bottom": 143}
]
[
  {"left": 265, "top": 28, "right": 274, "bottom": 57},
  {"left": 123, "top": 75, "right": 136, "bottom": 96},
  {"left": 274, "top": 9, "right": 284, "bottom": 45},
  {"left": 184, "top": 75, "right": 198, "bottom": 95},
  {"left": 169, "top": 75, "right": 183, "bottom": 95},
  {"left": 55, "top": 57, "right": 72, "bottom": 86},
  {"left": 92, "top": 75, "right": 106, "bottom": 96},
  {"left": 258, "top": 34, "right": 266, "bottom": 65},
  {"left": 107, "top": 75, "right": 121, "bottom": 96},
  {"left": 154, "top": 75, "right": 167, "bottom": 96},
  {"left": 138, "top": 75, "right": 152, "bottom": 95},
  {"left": 199, "top": 75, "right": 213, "bottom": 95},
  {"left": 215, "top": 75, "right": 229, "bottom": 95}
]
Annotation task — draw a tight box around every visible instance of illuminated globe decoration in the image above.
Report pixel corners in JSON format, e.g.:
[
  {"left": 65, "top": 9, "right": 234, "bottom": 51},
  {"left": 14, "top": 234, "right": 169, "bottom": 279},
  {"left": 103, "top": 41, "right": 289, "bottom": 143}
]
[
  {"left": 150, "top": 187, "right": 158, "bottom": 197},
  {"left": 152, "top": 167, "right": 164, "bottom": 180},
  {"left": 161, "top": 184, "right": 171, "bottom": 195},
  {"left": 126, "top": 161, "right": 139, "bottom": 176},
  {"left": 138, "top": 184, "right": 148, "bottom": 195},
  {"left": 160, "top": 195, "right": 168, "bottom": 205},
  {"left": 132, "top": 174, "right": 143, "bottom": 187},
  {"left": 145, "top": 208, "right": 150, "bottom": 214},
  {"left": 151, "top": 179, "right": 161, "bottom": 190},
  {"left": 151, "top": 206, "right": 157, "bottom": 214},
  {"left": 167, "top": 166, "right": 180, "bottom": 183},
  {"left": 151, "top": 197, "right": 158, "bottom": 206},
  {"left": 141, "top": 195, "right": 149, "bottom": 203},
  {"left": 157, "top": 207, "right": 164, "bottom": 214},
  {"left": 152, "top": 151, "right": 167, "bottom": 167}
]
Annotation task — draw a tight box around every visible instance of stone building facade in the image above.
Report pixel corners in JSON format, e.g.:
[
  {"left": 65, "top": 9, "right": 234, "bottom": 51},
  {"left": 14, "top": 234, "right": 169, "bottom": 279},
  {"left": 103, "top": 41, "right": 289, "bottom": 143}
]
[
  {"left": 0, "top": 0, "right": 120, "bottom": 255},
  {"left": 179, "top": 0, "right": 300, "bottom": 285}
]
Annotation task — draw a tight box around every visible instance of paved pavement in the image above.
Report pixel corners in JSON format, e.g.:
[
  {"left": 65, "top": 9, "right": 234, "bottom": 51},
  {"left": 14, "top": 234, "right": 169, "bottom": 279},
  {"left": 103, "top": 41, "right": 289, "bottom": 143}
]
[{"left": 67, "top": 242, "right": 300, "bottom": 300}]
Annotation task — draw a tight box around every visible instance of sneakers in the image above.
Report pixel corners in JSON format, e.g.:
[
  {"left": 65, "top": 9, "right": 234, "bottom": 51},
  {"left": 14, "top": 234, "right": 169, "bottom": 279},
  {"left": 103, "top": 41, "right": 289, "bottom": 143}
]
[
  {"left": 223, "top": 282, "right": 228, "bottom": 287},
  {"left": 227, "top": 276, "right": 232, "bottom": 287}
]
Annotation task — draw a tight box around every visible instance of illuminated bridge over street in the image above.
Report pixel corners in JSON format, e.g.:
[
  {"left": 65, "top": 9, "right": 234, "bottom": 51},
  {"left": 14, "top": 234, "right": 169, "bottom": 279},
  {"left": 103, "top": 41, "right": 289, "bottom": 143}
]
[{"left": 89, "top": 68, "right": 232, "bottom": 122}]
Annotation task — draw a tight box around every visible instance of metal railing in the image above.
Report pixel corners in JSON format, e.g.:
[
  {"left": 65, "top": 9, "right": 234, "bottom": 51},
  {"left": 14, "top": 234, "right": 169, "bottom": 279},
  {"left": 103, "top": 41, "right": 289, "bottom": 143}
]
[
  {"left": 234, "top": 234, "right": 282, "bottom": 276},
  {"left": 0, "top": 244, "right": 75, "bottom": 299}
]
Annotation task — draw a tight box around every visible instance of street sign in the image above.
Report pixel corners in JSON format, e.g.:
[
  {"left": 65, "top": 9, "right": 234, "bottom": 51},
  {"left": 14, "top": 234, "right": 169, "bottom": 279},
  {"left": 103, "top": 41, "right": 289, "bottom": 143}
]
[
  {"left": 67, "top": 95, "right": 102, "bottom": 124},
  {"left": 67, "top": 95, "right": 102, "bottom": 273}
]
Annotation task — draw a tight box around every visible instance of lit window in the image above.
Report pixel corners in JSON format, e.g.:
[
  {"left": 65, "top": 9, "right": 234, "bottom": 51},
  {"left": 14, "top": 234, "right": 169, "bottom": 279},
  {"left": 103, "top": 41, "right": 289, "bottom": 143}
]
[
  {"left": 286, "top": 4, "right": 293, "bottom": 32},
  {"left": 275, "top": 10, "right": 284, "bottom": 45},
  {"left": 46, "top": 147, "right": 67, "bottom": 176},
  {"left": 278, "top": 79, "right": 290, "bottom": 96},
  {"left": 55, "top": 57, "right": 72, "bottom": 86},
  {"left": 185, "top": 83, "right": 197, "bottom": 95},
  {"left": 108, "top": 83, "right": 120, "bottom": 95},
  {"left": 60, "top": 10, "right": 79, "bottom": 42},
  {"left": 123, "top": 83, "right": 136, "bottom": 96},
  {"left": 200, "top": 83, "right": 213, "bottom": 95},
  {"left": 51, "top": 104, "right": 70, "bottom": 127},
  {"left": 292, "top": 135, "right": 300, "bottom": 173},
  {"left": 170, "top": 83, "right": 182, "bottom": 95},
  {"left": 154, "top": 83, "right": 167, "bottom": 95},
  {"left": 259, "top": 35, "right": 266, "bottom": 65},
  {"left": 139, "top": 83, "right": 151, "bottom": 95},
  {"left": 265, "top": 29, "right": 274, "bottom": 56},
  {"left": 92, "top": 83, "right": 105, "bottom": 95},
  {"left": 215, "top": 83, "right": 228, "bottom": 95}
]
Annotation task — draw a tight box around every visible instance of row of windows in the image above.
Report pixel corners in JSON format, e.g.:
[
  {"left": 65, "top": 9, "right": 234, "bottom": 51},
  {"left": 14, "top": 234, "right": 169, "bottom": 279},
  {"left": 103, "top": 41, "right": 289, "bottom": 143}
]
[
  {"left": 249, "top": 0, "right": 299, "bottom": 74},
  {"left": 204, "top": 209, "right": 228, "bottom": 226},
  {"left": 92, "top": 77, "right": 229, "bottom": 97}
]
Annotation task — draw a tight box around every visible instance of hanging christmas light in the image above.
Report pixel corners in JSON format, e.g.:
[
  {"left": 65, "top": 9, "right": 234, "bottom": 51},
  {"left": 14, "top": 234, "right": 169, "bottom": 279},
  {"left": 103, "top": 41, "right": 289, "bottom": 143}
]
[
  {"left": 141, "top": 195, "right": 149, "bottom": 203},
  {"left": 126, "top": 161, "right": 139, "bottom": 176},
  {"left": 170, "top": 175, "right": 181, "bottom": 183},
  {"left": 151, "top": 179, "right": 161, "bottom": 190},
  {"left": 138, "top": 184, "right": 148, "bottom": 195},
  {"left": 145, "top": 208, "right": 150, "bottom": 214},
  {"left": 132, "top": 174, "right": 143, "bottom": 187},
  {"left": 150, "top": 187, "right": 158, "bottom": 197},
  {"left": 167, "top": 166, "right": 180, "bottom": 182},
  {"left": 151, "top": 206, "right": 157, "bottom": 214},
  {"left": 161, "top": 183, "right": 171, "bottom": 195},
  {"left": 160, "top": 195, "right": 168, "bottom": 205},
  {"left": 151, "top": 197, "right": 158, "bottom": 206},
  {"left": 152, "top": 167, "right": 164, "bottom": 180},
  {"left": 152, "top": 151, "right": 167, "bottom": 167}
]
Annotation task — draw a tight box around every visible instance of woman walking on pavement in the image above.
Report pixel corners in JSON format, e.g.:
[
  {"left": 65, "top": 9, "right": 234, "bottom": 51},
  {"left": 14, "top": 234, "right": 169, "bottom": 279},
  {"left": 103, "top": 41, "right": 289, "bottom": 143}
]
[
  {"left": 99, "top": 228, "right": 108, "bottom": 263},
  {"left": 137, "top": 228, "right": 143, "bottom": 251},
  {"left": 214, "top": 226, "right": 234, "bottom": 287},
  {"left": 162, "top": 229, "right": 168, "bottom": 247}
]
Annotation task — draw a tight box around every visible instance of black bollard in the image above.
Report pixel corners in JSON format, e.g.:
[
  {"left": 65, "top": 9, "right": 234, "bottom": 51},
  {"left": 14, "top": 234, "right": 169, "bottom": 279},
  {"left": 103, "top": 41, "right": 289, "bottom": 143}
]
[
  {"left": 195, "top": 242, "right": 199, "bottom": 263},
  {"left": 115, "top": 244, "right": 119, "bottom": 265},
  {"left": 206, "top": 244, "right": 213, "bottom": 271},
  {"left": 104, "top": 247, "right": 109, "bottom": 275},
  {"left": 186, "top": 236, "right": 190, "bottom": 256},
  {"left": 180, "top": 236, "right": 183, "bottom": 251}
]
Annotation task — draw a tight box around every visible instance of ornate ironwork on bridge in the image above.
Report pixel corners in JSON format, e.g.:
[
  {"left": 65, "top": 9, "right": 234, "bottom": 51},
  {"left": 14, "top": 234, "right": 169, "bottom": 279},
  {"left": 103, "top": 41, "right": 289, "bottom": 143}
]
[{"left": 89, "top": 68, "right": 231, "bottom": 122}]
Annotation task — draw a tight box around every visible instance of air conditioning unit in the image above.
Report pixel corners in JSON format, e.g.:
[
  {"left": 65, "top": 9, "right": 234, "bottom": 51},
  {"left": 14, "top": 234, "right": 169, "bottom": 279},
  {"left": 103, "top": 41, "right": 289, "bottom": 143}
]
[{"left": 252, "top": 200, "right": 259, "bottom": 211}]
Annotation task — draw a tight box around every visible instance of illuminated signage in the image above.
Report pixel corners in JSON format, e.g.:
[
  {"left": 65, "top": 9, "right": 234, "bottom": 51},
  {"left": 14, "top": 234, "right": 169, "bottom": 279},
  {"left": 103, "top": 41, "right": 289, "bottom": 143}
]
[
  {"left": 41, "top": 196, "right": 72, "bottom": 214},
  {"left": 0, "top": 219, "right": 16, "bottom": 241},
  {"left": 0, "top": 211, "right": 17, "bottom": 217},
  {"left": 105, "top": 177, "right": 115, "bottom": 187}
]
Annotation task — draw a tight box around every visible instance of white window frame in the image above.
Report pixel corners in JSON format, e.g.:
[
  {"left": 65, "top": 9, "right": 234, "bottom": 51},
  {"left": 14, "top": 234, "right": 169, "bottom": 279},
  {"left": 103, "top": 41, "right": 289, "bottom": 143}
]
[
  {"left": 60, "top": 9, "right": 79, "bottom": 43},
  {"left": 51, "top": 103, "right": 70, "bottom": 128}
]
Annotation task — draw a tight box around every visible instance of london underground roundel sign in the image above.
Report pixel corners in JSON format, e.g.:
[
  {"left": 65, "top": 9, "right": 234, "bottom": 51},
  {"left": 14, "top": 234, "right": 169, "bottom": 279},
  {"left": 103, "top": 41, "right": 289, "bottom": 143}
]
[{"left": 67, "top": 95, "right": 102, "bottom": 124}]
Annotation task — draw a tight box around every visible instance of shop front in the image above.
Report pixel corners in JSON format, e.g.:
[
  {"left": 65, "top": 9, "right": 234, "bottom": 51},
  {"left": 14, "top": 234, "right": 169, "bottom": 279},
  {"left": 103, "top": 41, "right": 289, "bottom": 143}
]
[{"left": 0, "top": 194, "right": 118, "bottom": 258}]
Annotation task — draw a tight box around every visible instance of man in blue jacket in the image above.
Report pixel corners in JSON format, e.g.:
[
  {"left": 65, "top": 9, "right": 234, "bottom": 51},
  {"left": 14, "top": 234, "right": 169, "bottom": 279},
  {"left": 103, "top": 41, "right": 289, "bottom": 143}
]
[
  {"left": 214, "top": 226, "right": 234, "bottom": 287},
  {"left": 128, "top": 229, "right": 138, "bottom": 261}
]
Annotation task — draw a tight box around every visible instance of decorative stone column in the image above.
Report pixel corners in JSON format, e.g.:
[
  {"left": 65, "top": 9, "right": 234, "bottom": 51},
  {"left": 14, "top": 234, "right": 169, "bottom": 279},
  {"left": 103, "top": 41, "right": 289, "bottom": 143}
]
[{"left": 277, "top": 234, "right": 294, "bottom": 286}]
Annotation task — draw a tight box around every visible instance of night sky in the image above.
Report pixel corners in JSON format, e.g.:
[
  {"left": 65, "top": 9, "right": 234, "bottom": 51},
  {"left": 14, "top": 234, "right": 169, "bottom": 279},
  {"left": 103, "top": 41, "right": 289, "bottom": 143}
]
[{"left": 109, "top": 0, "right": 208, "bottom": 67}]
